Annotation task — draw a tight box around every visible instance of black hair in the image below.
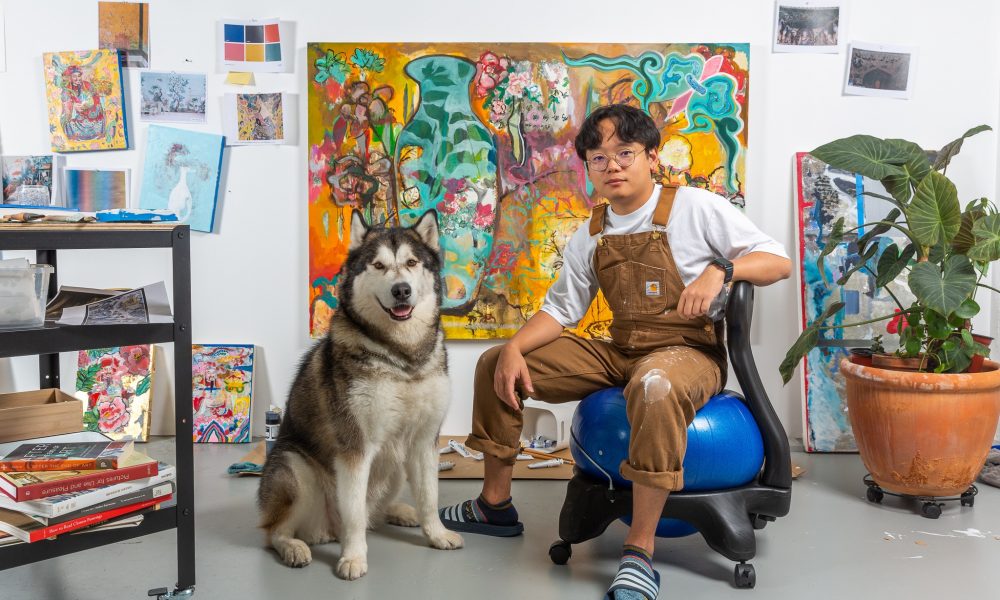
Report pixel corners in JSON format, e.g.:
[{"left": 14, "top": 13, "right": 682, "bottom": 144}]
[{"left": 574, "top": 104, "right": 660, "bottom": 161}]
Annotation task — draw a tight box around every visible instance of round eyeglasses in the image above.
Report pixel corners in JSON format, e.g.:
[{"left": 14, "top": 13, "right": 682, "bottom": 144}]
[{"left": 586, "top": 149, "right": 638, "bottom": 172}]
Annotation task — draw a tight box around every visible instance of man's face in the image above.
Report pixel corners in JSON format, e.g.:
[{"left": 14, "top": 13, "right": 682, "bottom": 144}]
[{"left": 584, "top": 118, "right": 659, "bottom": 204}]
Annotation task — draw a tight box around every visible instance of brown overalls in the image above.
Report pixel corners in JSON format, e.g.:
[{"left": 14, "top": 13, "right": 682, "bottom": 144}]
[{"left": 466, "top": 186, "right": 727, "bottom": 491}]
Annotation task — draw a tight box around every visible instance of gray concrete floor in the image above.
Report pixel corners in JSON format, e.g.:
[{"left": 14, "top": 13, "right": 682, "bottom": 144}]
[{"left": 2, "top": 438, "right": 997, "bottom": 599}]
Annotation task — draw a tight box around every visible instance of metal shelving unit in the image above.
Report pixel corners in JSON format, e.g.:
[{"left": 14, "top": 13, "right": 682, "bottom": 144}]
[{"left": 0, "top": 223, "right": 195, "bottom": 598}]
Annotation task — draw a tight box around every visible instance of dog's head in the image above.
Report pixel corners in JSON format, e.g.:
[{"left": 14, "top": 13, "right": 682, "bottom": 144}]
[{"left": 340, "top": 210, "right": 443, "bottom": 332}]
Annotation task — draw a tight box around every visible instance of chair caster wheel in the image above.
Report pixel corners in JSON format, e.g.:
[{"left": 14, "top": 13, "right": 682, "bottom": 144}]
[
  {"left": 921, "top": 502, "right": 943, "bottom": 519},
  {"left": 749, "top": 513, "right": 768, "bottom": 530},
  {"left": 734, "top": 562, "right": 756, "bottom": 589},
  {"left": 549, "top": 540, "right": 572, "bottom": 565},
  {"left": 961, "top": 490, "right": 975, "bottom": 507},
  {"left": 866, "top": 486, "right": 884, "bottom": 504}
]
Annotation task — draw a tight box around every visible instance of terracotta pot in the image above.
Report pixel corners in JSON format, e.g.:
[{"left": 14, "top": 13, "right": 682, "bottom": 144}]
[
  {"left": 840, "top": 358, "right": 1000, "bottom": 497},
  {"left": 968, "top": 334, "right": 994, "bottom": 374},
  {"left": 849, "top": 348, "right": 873, "bottom": 367}
]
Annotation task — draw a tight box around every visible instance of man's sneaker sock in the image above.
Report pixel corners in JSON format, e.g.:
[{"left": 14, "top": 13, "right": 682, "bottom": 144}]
[
  {"left": 606, "top": 545, "right": 660, "bottom": 600},
  {"left": 438, "top": 494, "right": 523, "bottom": 536}
]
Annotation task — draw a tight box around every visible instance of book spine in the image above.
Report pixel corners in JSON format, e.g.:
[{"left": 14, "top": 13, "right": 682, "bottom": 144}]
[
  {"left": 15, "top": 462, "right": 159, "bottom": 502},
  {"left": 0, "top": 458, "right": 113, "bottom": 472},
  {"left": 47, "top": 482, "right": 174, "bottom": 525},
  {"left": 28, "top": 495, "right": 169, "bottom": 543},
  {"left": 32, "top": 466, "right": 175, "bottom": 518}
]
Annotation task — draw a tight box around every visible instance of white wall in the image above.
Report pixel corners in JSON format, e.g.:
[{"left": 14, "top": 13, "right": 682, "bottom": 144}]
[{"left": 1, "top": 0, "right": 997, "bottom": 443}]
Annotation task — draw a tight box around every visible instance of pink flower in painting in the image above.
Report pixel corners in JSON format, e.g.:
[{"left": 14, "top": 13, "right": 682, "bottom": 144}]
[
  {"left": 473, "top": 203, "right": 495, "bottom": 229},
  {"left": 121, "top": 345, "right": 150, "bottom": 375},
  {"left": 96, "top": 396, "right": 131, "bottom": 433},
  {"left": 436, "top": 194, "right": 460, "bottom": 215},
  {"left": 487, "top": 242, "right": 517, "bottom": 276},
  {"left": 88, "top": 390, "right": 103, "bottom": 410},
  {"left": 78, "top": 352, "right": 89, "bottom": 368},
  {"left": 474, "top": 51, "right": 510, "bottom": 98},
  {"left": 505, "top": 71, "right": 532, "bottom": 99},
  {"left": 489, "top": 98, "right": 509, "bottom": 122},
  {"left": 524, "top": 105, "right": 545, "bottom": 128}
]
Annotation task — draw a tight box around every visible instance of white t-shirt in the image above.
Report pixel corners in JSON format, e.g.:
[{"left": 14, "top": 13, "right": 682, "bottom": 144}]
[{"left": 540, "top": 185, "right": 789, "bottom": 326}]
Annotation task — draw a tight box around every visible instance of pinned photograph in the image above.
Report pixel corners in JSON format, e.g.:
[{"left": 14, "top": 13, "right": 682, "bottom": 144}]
[
  {"left": 140, "top": 72, "right": 207, "bottom": 123},
  {"left": 221, "top": 92, "right": 297, "bottom": 145},
  {"left": 844, "top": 42, "right": 917, "bottom": 99},
  {"left": 2, "top": 155, "right": 54, "bottom": 207},
  {"left": 773, "top": 1, "right": 845, "bottom": 53},
  {"left": 98, "top": 1, "right": 150, "bottom": 68}
]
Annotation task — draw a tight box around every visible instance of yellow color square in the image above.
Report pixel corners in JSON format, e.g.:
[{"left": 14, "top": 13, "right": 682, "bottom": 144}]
[{"left": 245, "top": 44, "right": 265, "bottom": 62}]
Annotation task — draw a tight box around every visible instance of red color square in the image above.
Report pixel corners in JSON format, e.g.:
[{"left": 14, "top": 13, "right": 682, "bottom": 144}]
[
  {"left": 264, "top": 23, "right": 280, "bottom": 43},
  {"left": 224, "top": 42, "right": 245, "bottom": 62}
]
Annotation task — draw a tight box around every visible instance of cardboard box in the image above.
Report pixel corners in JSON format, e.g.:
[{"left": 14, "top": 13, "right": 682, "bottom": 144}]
[{"left": 0, "top": 389, "right": 83, "bottom": 443}]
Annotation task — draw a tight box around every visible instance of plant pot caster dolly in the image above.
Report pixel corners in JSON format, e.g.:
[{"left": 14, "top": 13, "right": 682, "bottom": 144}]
[{"left": 149, "top": 586, "right": 195, "bottom": 599}]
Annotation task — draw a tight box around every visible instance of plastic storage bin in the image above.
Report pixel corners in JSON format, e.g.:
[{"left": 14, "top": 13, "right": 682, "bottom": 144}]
[{"left": 0, "top": 264, "right": 53, "bottom": 329}]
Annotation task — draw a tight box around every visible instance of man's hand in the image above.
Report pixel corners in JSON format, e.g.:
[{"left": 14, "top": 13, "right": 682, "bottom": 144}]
[
  {"left": 493, "top": 344, "right": 534, "bottom": 412},
  {"left": 677, "top": 265, "right": 725, "bottom": 319}
]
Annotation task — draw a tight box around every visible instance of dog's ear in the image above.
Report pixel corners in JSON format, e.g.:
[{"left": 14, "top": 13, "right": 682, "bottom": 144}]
[
  {"left": 412, "top": 210, "right": 440, "bottom": 251},
  {"left": 349, "top": 210, "right": 370, "bottom": 251}
]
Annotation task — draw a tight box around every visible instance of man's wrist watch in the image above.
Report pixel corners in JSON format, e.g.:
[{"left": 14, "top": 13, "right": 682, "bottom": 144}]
[{"left": 710, "top": 257, "right": 734, "bottom": 284}]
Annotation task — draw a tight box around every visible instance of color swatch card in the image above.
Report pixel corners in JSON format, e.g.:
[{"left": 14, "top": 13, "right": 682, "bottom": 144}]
[
  {"left": 2, "top": 155, "right": 54, "bottom": 207},
  {"left": 138, "top": 125, "right": 224, "bottom": 233},
  {"left": 140, "top": 72, "right": 207, "bottom": 123},
  {"left": 192, "top": 344, "right": 255, "bottom": 443},
  {"left": 63, "top": 168, "right": 129, "bottom": 211},
  {"left": 42, "top": 49, "right": 128, "bottom": 153},
  {"left": 218, "top": 18, "right": 284, "bottom": 73},
  {"left": 221, "top": 93, "right": 298, "bottom": 145}
]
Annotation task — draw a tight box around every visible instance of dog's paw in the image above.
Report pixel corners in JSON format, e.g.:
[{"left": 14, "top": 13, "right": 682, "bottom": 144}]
[
  {"left": 335, "top": 554, "right": 369, "bottom": 580},
  {"left": 427, "top": 528, "right": 464, "bottom": 550},
  {"left": 277, "top": 539, "right": 312, "bottom": 568},
  {"left": 385, "top": 502, "right": 420, "bottom": 527}
]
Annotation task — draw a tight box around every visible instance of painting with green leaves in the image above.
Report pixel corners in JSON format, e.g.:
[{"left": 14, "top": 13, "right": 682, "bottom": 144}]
[{"left": 74, "top": 345, "right": 155, "bottom": 442}]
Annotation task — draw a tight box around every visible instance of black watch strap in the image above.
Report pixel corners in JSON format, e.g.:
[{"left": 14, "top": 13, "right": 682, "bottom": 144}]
[{"left": 711, "top": 257, "right": 734, "bottom": 284}]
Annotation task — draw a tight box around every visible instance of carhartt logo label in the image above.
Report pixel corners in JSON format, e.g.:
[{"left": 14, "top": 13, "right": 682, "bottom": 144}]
[{"left": 645, "top": 281, "right": 660, "bottom": 296}]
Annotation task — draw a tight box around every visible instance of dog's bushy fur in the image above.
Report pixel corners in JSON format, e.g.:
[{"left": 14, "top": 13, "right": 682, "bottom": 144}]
[{"left": 257, "top": 210, "right": 462, "bottom": 580}]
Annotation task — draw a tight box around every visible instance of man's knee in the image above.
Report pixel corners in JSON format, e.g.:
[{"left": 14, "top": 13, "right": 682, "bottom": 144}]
[{"left": 476, "top": 345, "right": 504, "bottom": 382}]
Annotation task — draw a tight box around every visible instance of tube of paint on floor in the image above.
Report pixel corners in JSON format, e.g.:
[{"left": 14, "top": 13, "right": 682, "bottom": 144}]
[{"left": 527, "top": 458, "right": 564, "bottom": 469}]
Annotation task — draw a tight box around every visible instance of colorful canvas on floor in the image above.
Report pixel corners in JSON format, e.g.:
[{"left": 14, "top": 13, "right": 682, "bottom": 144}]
[
  {"left": 140, "top": 72, "right": 207, "bottom": 123},
  {"left": 43, "top": 49, "right": 128, "bottom": 153},
  {"left": 75, "top": 345, "right": 155, "bottom": 442},
  {"left": 307, "top": 43, "right": 750, "bottom": 339},
  {"left": 192, "top": 344, "right": 255, "bottom": 443},
  {"left": 218, "top": 19, "right": 283, "bottom": 73},
  {"left": 98, "top": 1, "right": 150, "bottom": 68},
  {"left": 794, "top": 152, "right": 914, "bottom": 452},
  {"left": 138, "top": 125, "right": 224, "bottom": 232},
  {"left": 63, "top": 168, "right": 129, "bottom": 211},
  {"left": 1, "top": 155, "right": 54, "bottom": 207}
]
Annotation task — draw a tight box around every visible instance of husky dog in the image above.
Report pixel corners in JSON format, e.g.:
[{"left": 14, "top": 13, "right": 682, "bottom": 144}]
[{"left": 258, "top": 210, "right": 463, "bottom": 580}]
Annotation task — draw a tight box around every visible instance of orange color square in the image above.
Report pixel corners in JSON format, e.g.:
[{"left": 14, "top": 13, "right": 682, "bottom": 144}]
[
  {"left": 245, "top": 44, "right": 265, "bottom": 62},
  {"left": 264, "top": 24, "right": 280, "bottom": 43}
]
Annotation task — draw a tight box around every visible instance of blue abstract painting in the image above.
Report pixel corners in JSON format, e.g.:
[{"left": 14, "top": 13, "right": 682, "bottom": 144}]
[
  {"left": 139, "top": 125, "right": 224, "bottom": 232},
  {"left": 795, "top": 152, "right": 913, "bottom": 452}
]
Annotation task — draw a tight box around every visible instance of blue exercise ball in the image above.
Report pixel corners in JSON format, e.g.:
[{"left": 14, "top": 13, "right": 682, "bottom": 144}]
[{"left": 569, "top": 387, "right": 765, "bottom": 538}]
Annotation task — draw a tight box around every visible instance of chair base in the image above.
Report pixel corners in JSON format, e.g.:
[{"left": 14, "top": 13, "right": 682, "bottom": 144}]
[{"left": 555, "top": 470, "right": 791, "bottom": 563}]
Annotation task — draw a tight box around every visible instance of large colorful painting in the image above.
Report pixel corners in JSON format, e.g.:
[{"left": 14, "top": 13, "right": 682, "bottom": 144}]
[
  {"left": 307, "top": 42, "right": 750, "bottom": 339},
  {"left": 43, "top": 49, "right": 128, "bottom": 153},
  {"left": 795, "top": 153, "right": 914, "bottom": 452},
  {"left": 75, "top": 345, "right": 154, "bottom": 442},
  {"left": 192, "top": 344, "right": 255, "bottom": 443},
  {"left": 138, "top": 125, "right": 224, "bottom": 232}
]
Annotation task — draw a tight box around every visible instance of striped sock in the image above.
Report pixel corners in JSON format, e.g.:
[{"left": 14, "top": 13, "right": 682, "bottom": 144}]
[
  {"left": 608, "top": 545, "right": 659, "bottom": 600},
  {"left": 439, "top": 495, "right": 519, "bottom": 526}
]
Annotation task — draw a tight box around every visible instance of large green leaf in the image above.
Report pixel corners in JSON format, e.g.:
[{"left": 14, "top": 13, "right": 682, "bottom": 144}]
[
  {"left": 779, "top": 301, "right": 845, "bottom": 385},
  {"left": 811, "top": 135, "right": 908, "bottom": 180},
  {"left": 907, "top": 170, "right": 961, "bottom": 247},
  {"left": 968, "top": 213, "right": 1000, "bottom": 262},
  {"left": 880, "top": 139, "right": 931, "bottom": 205},
  {"left": 857, "top": 209, "right": 901, "bottom": 255},
  {"left": 933, "top": 125, "right": 992, "bottom": 172},
  {"left": 908, "top": 255, "right": 977, "bottom": 316},
  {"left": 875, "top": 242, "right": 915, "bottom": 287},
  {"left": 952, "top": 207, "right": 986, "bottom": 254}
]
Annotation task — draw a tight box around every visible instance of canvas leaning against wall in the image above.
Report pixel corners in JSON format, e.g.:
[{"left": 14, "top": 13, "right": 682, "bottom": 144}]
[
  {"left": 192, "top": 344, "right": 255, "bottom": 443},
  {"left": 794, "top": 153, "right": 914, "bottom": 452},
  {"left": 42, "top": 49, "right": 128, "bottom": 153},
  {"left": 307, "top": 42, "right": 750, "bottom": 339},
  {"left": 139, "top": 125, "right": 224, "bottom": 232},
  {"left": 75, "top": 345, "right": 155, "bottom": 442}
]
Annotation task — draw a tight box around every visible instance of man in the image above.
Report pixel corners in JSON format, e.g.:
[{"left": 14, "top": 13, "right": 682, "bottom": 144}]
[{"left": 440, "top": 104, "right": 791, "bottom": 599}]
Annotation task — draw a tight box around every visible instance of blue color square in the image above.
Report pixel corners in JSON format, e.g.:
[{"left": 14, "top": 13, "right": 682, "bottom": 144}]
[
  {"left": 245, "top": 25, "right": 264, "bottom": 43},
  {"left": 224, "top": 24, "right": 244, "bottom": 43},
  {"left": 265, "top": 43, "right": 282, "bottom": 62}
]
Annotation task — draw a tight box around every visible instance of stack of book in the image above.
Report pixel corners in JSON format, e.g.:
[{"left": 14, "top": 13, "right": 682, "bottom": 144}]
[{"left": 0, "top": 431, "right": 175, "bottom": 545}]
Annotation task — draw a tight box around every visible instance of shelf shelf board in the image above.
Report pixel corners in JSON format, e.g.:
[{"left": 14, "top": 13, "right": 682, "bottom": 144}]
[{"left": 0, "top": 323, "right": 176, "bottom": 357}]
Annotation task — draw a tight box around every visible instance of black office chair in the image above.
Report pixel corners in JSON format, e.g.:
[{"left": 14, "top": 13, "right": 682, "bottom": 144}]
[{"left": 548, "top": 281, "right": 792, "bottom": 589}]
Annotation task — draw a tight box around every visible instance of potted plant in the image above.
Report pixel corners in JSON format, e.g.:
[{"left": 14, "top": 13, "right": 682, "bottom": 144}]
[{"left": 781, "top": 126, "right": 1000, "bottom": 498}]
